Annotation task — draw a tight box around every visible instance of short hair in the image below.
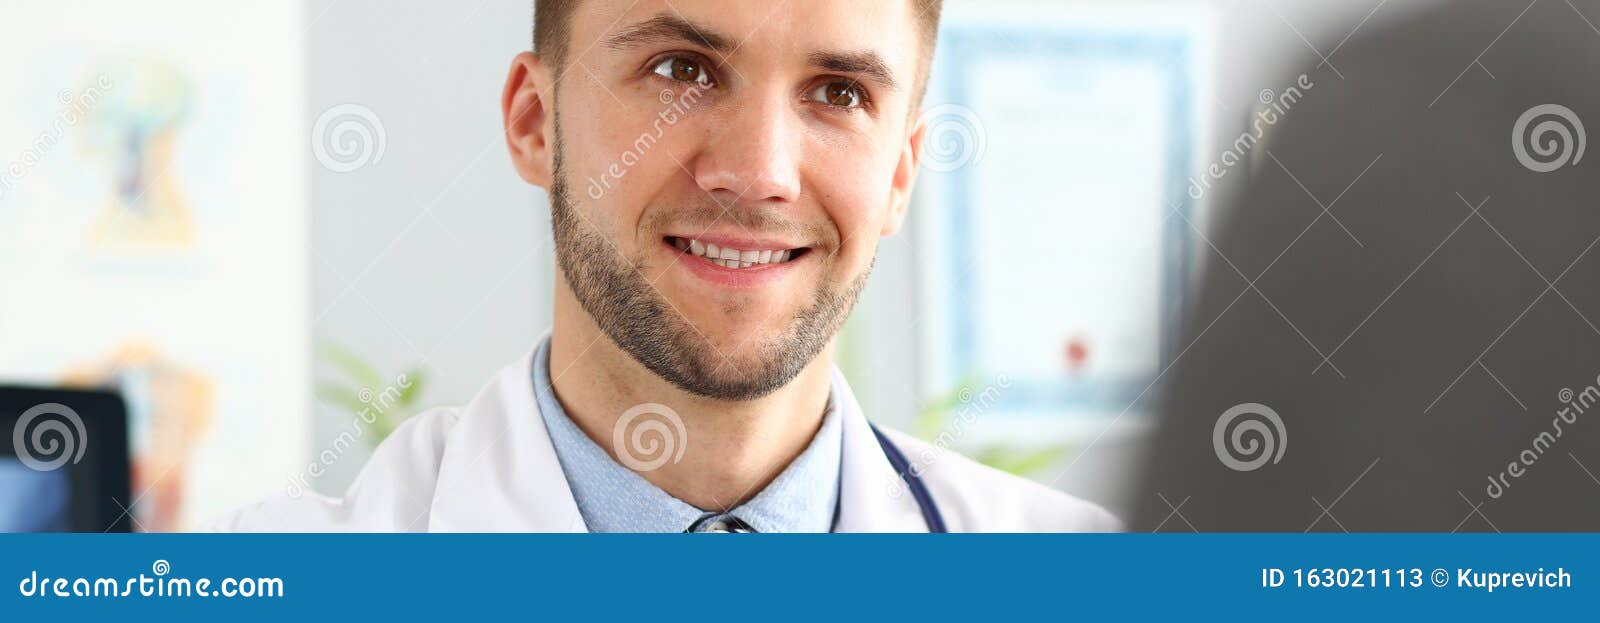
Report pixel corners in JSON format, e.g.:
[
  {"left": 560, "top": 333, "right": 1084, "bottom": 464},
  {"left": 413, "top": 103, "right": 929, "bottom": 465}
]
[{"left": 533, "top": 0, "right": 945, "bottom": 104}]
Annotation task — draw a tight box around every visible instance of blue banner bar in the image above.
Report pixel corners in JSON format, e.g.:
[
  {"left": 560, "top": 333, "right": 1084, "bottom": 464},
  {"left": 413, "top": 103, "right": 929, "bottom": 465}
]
[{"left": 1, "top": 534, "right": 1591, "bottom": 620}]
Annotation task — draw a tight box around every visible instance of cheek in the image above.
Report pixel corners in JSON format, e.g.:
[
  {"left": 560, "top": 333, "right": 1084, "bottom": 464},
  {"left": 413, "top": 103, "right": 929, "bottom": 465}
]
[
  {"left": 561, "top": 91, "right": 697, "bottom": 246},
  {"left": 806, "top": 143, "right": 899, "bottom": 258}
]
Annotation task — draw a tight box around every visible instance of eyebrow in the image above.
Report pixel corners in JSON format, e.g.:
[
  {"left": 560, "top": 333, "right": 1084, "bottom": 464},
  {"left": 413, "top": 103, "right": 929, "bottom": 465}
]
[
  {"left": 809, "top": 50, "right": 901, "bottom": 92},
  {"left": 604, "top": 13, "right": 902, "bottom": 93},
  {"left": 603, "top": 14, "right": 734, "bottom": 54}
]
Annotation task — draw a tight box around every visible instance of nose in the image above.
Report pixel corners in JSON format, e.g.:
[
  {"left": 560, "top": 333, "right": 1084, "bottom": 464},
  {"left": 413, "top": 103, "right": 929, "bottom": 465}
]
[{"left": 691, "top": 95, "right": 801, "bottom": 205}]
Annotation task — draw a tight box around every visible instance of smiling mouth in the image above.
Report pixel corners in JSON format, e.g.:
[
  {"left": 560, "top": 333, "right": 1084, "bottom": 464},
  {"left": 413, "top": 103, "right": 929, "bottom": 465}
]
[{"left": 665, "top": 236, "right": 810, "bottom": 270}]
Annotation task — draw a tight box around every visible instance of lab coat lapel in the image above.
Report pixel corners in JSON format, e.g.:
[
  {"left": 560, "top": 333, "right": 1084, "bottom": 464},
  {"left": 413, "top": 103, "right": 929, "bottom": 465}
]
[
  {"left": 830, "top": 369, "right": 932, "bottom": 533},
  {"left": 428, "top": 352, "right": 588, "bottom": 532},
  {"left": 426, "top": 353, "right": 924, "bottom": 532}
]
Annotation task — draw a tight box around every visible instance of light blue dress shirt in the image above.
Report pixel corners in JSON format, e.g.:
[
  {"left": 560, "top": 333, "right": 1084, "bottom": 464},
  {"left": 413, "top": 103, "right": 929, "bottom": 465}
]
[{"left": 532, "top": 337, "right": 842, "bottom": 533}]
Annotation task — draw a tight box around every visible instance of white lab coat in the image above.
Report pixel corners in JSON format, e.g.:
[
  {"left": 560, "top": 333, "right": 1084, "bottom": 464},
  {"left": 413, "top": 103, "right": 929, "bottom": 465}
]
[{"left": 208, "top": 352, "right": 1122, "bottom": 533}]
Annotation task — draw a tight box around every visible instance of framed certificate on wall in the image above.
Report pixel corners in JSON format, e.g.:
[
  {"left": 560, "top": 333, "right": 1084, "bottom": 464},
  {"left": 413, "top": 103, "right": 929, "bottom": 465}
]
[{"left": 914, "top": 3, "right": 1210, "bottom": 425}]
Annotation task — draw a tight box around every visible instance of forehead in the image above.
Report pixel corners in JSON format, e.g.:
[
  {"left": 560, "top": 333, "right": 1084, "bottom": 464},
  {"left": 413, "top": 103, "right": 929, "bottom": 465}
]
[{"left": 567, "top": 0, "right": 923, "bottom": 71}]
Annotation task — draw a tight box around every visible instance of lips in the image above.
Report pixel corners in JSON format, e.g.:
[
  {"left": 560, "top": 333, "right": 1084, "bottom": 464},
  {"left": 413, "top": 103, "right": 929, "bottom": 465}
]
[{"left": 665, "top": 236, "right": 808, "bottom": 270}]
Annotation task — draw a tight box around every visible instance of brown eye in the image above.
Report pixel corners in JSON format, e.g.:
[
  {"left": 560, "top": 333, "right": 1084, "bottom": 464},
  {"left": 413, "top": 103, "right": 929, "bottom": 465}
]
[
  {"left": 806, "top": 80, "right": 865, "bottom": 109},
  {"left": 670, "top": 59, "right": 699, "bottom": 82},
  {"left": 651, "top": 56, "right": 715, "bottom": 88}
]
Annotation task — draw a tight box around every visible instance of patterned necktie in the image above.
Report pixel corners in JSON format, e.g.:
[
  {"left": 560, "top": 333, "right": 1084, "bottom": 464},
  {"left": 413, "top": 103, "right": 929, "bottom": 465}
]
[{"left": 686, "top": 512, "right": 756, "bottom": 533}]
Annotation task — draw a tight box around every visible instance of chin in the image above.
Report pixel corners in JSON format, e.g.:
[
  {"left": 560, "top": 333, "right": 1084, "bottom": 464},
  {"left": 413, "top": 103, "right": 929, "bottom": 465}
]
[
  {"left": 674, "top": 300, "right": 800, "bottom": 348},
  {"left": 693, "top": 327, "right": 785, "bottom": 369},
  {"left": 656, "top": 329, "right": 822, "bottom": 401}
]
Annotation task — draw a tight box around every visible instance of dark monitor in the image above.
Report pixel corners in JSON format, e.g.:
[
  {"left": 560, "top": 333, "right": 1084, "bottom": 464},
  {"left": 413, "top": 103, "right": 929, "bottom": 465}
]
[{"left": 0, "top": 386, "right": 131, "bottom": 532}]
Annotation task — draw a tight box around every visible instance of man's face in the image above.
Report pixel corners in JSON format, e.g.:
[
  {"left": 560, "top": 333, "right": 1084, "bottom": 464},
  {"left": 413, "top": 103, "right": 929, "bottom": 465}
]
[{"left": 544, "top": 0, "right": 926, "bottom": 400}]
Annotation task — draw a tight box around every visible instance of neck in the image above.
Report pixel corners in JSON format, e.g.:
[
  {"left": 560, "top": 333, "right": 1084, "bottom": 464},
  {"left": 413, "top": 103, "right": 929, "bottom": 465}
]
[{"left": 547, "top": 286, "right": 834, "bottom": 512}]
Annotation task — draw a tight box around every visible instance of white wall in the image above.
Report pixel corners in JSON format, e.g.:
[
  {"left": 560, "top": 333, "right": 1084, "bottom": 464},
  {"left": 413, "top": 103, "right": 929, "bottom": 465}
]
[{"left": 306, "top": 0, "right": 548, "bottom": 491}]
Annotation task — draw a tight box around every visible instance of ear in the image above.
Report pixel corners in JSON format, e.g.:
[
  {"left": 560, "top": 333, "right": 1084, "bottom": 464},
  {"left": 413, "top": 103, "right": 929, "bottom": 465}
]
[
  {"left": 503, "top": 51, "right": 556, "bottom": 188},
  {"left": 882, "top": 114, "right": 927, "bottom": 237}
]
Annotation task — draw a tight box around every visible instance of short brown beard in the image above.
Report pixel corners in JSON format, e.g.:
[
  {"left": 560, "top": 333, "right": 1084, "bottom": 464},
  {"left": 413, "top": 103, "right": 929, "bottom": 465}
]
[{"left": 547, "top": 117, "right": 870, "bottom": 401}]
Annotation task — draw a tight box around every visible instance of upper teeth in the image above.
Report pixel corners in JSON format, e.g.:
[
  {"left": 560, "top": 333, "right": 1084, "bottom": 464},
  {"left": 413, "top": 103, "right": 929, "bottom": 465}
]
[{"left": 673, "top": 237, "right": 794, "bottom": 269}]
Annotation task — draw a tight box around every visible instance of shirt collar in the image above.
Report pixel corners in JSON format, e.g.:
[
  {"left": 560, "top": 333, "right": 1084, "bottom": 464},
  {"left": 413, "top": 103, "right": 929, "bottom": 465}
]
[{"left": 531, "top": 337, "right": 842, "bottom": 533}]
